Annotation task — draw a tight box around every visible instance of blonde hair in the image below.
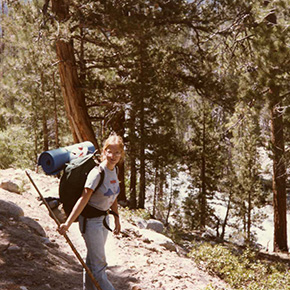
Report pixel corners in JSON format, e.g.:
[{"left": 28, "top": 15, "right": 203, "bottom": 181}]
[{"left": 101, "top": 133, "right": 125, "bottom": 163}]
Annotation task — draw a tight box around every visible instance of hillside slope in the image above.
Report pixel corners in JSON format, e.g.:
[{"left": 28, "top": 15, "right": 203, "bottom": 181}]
[{"left": 0, "top": 168, "right": 229, "bottom": 290}]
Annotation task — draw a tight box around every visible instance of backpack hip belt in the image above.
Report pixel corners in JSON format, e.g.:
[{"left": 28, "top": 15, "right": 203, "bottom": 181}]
[{"left": 81, "top": 205, "right": 119, "bottom": 233}]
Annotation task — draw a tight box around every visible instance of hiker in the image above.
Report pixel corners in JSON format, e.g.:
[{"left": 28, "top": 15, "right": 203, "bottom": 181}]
[{"left": 58, "top": 133, "right": 124, "bottom": 290}]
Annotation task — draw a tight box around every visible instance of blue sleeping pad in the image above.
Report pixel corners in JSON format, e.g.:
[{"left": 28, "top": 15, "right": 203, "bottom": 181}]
[{"left": 38, "top": 141, "right": 95, "bottom": 175}]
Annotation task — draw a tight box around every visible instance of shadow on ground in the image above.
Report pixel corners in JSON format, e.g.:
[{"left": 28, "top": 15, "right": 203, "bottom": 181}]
[{"left": 0, "top": 210, "right": 140, "bottom": 290}]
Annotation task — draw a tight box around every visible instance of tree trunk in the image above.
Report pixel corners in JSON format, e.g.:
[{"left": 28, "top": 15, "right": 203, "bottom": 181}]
[
  {"left": 129, "top": 156, "right": 137, "bottom": 209},
  {"left": 200, "top": 153, "right": 206, "bottom": 230},
  {"left": 270, "top": 99, "right": 288, "bottom": 252},
  {"left": 200, "top": 106, "right": 206, "bottom": 230},
  {"left": 138, "top": 93, "right": 146, "bottom": 209},
  {"left": 165, "top": 172, "right": 174, "bottom": 226},
  {"left": 158, "top": 171, "right": 164, "bottom": 201},
  {"left": 42, "top": 113, "right": 49, "bottom": 151},
  {"left": 117, "top": 162, "right": 126, "bottom": 203},
  {"left": 110, "top": 109, "right": 127, "bottom": 203},
  {"left": 221, "top": 193, "right": 231, "bottom": 240},
  {"left": 247, "top": 190, "right": 251, "bottom": 243},
  {"left": 55, "top": 39, "right": 99, "bottom": 151},
  {"left": 52, "top": 72, "right": 60, "bottom": 148},
  {"left": 79, "top": 27, "right": 86, "bottom": 84},
  {"left": 129, "top": 106, "right": 137, "bottom": 209},
  {"left": 40, "top": 72, "right": 49, "bottom": 151},
  {"left": 51, "top": 0, "right": 69, "bottom": 21},
  {"left": 242, "top": 203, "right": 247, "bottom": 233},
  {"left": 51, "top": 0, "right": 99, "bottom": 151},
  {"left": 152, "top": 162, "right": 159, "bottom": 218}
]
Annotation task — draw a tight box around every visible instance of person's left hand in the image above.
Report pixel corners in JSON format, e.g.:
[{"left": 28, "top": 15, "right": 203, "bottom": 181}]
[{"left": 113, "top": 218, "right": 121, "bottom": 235}]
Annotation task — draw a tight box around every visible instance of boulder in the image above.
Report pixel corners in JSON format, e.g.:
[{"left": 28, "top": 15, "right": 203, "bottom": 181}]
[
  {"left": 0, "top": 180, "right": 20, "bottom": 194},
  {"left": 139, "top": 228, "right": 176, "bottom": 251},
  {"left": 20, "top": 216, "right": 46, "bottom": 237},
  {"left": 146, "top": 219, "right": 164, "bottom": 233},
  {"left": 0, "top": 200, "right": 24, "bottom": 217}
]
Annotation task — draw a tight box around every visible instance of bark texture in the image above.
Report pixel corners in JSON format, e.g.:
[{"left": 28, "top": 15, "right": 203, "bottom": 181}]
[
  {"left": 270, "top": 99, "right": 288, "bottom": 252},
  {"left": 55, "top": 40, "right": 99, "bottom": 151}
]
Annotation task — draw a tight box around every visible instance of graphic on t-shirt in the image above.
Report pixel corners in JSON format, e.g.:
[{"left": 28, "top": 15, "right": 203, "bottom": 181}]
[{"left": 104, "top": 186, "right": 120, "bottom": 197}]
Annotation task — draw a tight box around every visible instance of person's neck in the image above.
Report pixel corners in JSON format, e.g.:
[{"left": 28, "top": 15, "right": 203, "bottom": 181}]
[{"left": 104, "top": 161, "right": 115, "bottom": 171}]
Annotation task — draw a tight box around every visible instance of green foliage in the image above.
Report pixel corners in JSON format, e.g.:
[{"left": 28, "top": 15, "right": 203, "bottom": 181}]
[
  {"left": 189, "top": 242, "right": 290, "bottom": 290},
  {"left": 181, "top": 94, "right": 229, "bottom": 231},
  {"left": 120, "top": 207, "right": 151, "bottom": 223},
  {"left": 0, "top": 130, "right": 15, "bottom": 168},
  {"left": 0, "top": 124, "right": 36, "bottom": 169},
  {"left": 1, "top": 0, "right": 71, "bottom": 170},
  {"left": 182, "top": 190, "right": 200, "bottom": 230},
  {"left": 226, "top": 102, "right": 266, "bottom": 242}
]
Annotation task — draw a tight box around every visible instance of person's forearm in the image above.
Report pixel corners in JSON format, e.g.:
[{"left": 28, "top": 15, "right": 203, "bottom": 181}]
[
  {"left": 58, "top": 188, "right": 93, "bottom": 235},
  {"left": 110, "top": 198, "right": 121, "bottom": 234},
  {"left": 65, "top": 196, "right": 89, "bottom": 227},
  {"left": 65, "top": 188, "right": 92, "bottom": 228},
  {"left": 110, "top": 199, "right": 119, "bottom": 217}
]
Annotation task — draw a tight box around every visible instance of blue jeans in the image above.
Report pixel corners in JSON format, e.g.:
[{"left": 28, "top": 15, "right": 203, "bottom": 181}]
[{"left": 79, "top": 215, "right": 116, "bottom": 290}]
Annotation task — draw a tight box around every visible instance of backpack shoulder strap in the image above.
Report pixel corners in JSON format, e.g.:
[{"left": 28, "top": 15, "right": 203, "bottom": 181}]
[{"left": 94, "top": 166, "right": 105, "bottom": 192}]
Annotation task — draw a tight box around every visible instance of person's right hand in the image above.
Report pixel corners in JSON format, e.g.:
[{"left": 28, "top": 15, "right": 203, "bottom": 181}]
[{"left": 58, "top": 223, "right": 69, "bottom": 235}]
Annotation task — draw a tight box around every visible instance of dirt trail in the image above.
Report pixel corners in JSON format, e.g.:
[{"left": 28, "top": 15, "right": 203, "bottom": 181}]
[{"left": 0, "top": 168, "right": 229, "bottom": 290}]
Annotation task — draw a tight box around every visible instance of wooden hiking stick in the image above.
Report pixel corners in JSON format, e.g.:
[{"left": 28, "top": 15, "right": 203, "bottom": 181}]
[{"left": 25, "top": 170, "right": 102, "bottom": 290}]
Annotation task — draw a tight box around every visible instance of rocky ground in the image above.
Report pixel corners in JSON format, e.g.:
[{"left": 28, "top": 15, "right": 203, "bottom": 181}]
[{"left": 0, "top": 168, "right": 230, "bottom": 290}]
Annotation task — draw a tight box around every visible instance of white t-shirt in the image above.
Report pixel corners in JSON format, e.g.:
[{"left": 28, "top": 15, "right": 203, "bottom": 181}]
[{"left": 84, "top": 163, "right": 120, "bottom": 211}]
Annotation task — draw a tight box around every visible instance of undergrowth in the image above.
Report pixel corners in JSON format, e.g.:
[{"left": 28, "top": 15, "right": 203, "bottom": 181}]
[
  {"left": 119, "top": 207, "right": 151, "bottom": 223},
  {"left": 188, "top": 242, "right": 290, "bottom": 290}
]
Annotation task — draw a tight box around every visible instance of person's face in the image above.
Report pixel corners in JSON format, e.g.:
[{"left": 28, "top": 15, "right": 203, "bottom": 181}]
[{"left": 104, "top": 144, "right": 122, "bottom": 168}]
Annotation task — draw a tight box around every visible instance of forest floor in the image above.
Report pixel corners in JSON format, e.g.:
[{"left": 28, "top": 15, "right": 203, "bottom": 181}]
[{"left": 0, "top": 168, "right": 232, "bottom": 290}]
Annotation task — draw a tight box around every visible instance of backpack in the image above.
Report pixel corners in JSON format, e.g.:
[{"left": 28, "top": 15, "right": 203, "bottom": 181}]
[{"left": 59, "top": 152, "right": 105, "bottom": 222}]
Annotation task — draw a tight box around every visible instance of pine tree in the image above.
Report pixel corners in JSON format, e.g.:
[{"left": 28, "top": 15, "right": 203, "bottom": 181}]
[
  {"left": 230, "top": 102, "right": 265, "bottom": 244},
  {"left": 182, "top": 94, "right": 227, "bottom": 231}
]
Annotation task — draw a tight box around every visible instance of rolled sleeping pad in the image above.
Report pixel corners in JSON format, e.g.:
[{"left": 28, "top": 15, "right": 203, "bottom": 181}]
[{"left": 38, "top": 141, "right": 95, "bottom": 175}]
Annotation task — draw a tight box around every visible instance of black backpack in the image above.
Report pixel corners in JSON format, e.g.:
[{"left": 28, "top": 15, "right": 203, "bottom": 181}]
[{"left": 59, "top": 153, "right": 105, "bottom": 222}]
